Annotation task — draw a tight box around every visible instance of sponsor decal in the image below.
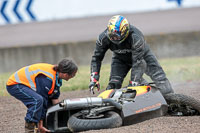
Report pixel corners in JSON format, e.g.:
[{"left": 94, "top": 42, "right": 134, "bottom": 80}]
[
  {"left": 113, "top": 49, "right": 132, "bottom": 54},
  {"left": 135, "top": 103, "right": 162, "bottom": 113}
]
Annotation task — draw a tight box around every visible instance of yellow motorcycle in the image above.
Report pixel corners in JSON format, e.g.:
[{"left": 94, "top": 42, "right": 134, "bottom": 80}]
[{"left": 45, "top": 83, "right": 200, "bottom": 132}]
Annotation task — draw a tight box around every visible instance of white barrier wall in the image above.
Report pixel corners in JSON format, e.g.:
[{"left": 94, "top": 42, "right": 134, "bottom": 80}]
[
  {"left": 0, "top": 31, "right": 200, "bottom": 73},
  {"left": 0, "top": 0, "right": 200, "bottom": 25}
]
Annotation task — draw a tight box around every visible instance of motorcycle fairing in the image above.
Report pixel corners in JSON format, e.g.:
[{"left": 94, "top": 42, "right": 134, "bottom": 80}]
[
  {"left": 98, "top": 89, "right": 115, "bottom": 99},
  {"left": 121, "top": 86, "right": 168, "bottom": 125}
]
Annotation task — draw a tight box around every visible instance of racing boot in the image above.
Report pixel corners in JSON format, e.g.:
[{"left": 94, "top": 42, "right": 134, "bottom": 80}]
[{"left": 25, "top": 121, "right": 38, "bottom": 133}]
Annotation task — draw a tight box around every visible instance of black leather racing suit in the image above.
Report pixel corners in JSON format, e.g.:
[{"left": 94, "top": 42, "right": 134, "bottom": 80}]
[{"left": 90, "top": 25, "right": 174, "bottom": 95}]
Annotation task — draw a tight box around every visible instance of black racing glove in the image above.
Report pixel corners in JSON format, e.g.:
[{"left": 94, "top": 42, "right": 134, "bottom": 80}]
[{"left": 89, "top": 72, "right": 100, "bottom": 94}]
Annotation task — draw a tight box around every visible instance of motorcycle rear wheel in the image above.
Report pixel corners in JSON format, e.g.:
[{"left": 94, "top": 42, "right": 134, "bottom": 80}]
[
  {"left": 67, "top": 111, "right": 122, "bottom": 132},
  {"left": 164, "top": 93, "right": 200, "bottom": 116}
]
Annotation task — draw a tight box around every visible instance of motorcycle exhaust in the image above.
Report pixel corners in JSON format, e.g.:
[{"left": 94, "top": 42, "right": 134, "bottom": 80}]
[
  {"left": 102, "top": 99, "right": 122, "bottom": 110},
  {"left": 59, "top": 97, "right": 122, "bottom": 110},
  {"left": 59, "top": 97, "right": 103, "bottom": 109}
]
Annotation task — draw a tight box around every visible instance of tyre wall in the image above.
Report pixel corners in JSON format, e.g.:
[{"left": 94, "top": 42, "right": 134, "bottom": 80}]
[{"left": 0, "top": 31, "right": 200, "bottom": 73}]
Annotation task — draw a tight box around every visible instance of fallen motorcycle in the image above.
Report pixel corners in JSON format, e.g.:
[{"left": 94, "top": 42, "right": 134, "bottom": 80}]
[{"left": 44, "top": 83, "right": 200, "bottom": 132}]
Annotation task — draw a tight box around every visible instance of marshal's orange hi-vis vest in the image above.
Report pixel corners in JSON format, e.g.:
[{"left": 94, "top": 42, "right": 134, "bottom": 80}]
[{"left": 7, "top": 63, "right": 57, "bottom": 95}]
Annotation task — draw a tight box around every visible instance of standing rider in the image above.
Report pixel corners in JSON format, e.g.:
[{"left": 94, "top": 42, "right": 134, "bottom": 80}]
[{"left": 89, "top": 15, "right": 174, "bottom": 96}]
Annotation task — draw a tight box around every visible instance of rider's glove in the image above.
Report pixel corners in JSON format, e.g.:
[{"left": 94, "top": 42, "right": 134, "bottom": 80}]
[
  {"left": 129, "top": 81, "right": 138, "bottom": 87},
  {"left": 89, "top": 72, "right": 100, "bottom": 94}
]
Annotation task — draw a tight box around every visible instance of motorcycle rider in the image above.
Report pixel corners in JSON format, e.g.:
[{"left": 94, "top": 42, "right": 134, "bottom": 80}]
[
  {"left": 6, "top": 58, "right": 78, "bottom": 133},
  {"left": 89, "top": 15, "right": 174, "bottom": 96}
]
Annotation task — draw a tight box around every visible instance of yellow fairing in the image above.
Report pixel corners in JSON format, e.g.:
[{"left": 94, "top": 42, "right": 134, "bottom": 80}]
[
  {"left": 128, "top": 86, "right": 150, "bottom": 96},
  {"left": 98, "top": 86, "right": 150, "bottom": 99},
  {"left": 98, "top": 89, "right": 114, "bottom": 99}
]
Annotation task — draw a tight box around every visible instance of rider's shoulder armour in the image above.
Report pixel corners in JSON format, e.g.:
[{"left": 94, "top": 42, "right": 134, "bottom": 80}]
[
  {"left": 96, "top": 30, "right": 110, "bottom": 47},
  {"left": 129, "top": 25, "right": 146, "bottom": 51}
]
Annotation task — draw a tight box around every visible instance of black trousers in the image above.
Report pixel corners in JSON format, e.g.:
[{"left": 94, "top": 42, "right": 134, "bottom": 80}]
[{"left": 107, "top": 57, "right": 174, "bottom": 95}]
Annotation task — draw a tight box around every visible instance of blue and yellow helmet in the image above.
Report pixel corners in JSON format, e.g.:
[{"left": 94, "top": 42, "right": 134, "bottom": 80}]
[{"left": 107, "top": 15, "right": 129, "bottom": 44}]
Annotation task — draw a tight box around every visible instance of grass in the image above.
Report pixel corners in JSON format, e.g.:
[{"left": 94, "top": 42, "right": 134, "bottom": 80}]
[
  {"left": 160, "top": 56, "right": 200, "bottom": 82},
  {"left": 1, "top": 56, "right": 200, "bottom": 96},
  {"left": 0, "top": 72, "right": 12, "bottom": 96}
]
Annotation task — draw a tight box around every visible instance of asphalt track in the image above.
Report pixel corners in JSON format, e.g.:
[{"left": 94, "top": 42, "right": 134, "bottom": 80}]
[{"left": 0, "top": 7, "right": 200, "bottom": 48}]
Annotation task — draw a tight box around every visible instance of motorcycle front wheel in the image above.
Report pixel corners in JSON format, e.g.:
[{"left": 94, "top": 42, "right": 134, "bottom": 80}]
[
  {"left": 67, "top": 111, "right": 122, "bottom": 132},
  {"left": 164, "top": 93, "right": 200, "bottom": 116}
]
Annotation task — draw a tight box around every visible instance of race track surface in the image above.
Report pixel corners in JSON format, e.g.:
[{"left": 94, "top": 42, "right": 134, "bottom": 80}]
[
  {"left": 0, "top": 7, "right": 200, "bottom": 48},
  {"left": 0, "top": 81, "right": 200, "bottom": 133}
]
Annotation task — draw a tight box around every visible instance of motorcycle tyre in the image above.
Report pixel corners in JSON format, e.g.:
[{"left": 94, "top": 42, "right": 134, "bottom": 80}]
[
  {"left": 164, "top": 93, "right": 200, "bottom": 114},
  {"left": 67, "top": 111, "right": 122, "bottom": 132}
]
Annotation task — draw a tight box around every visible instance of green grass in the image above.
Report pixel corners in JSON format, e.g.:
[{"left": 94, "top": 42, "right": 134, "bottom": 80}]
[
  {"left": 1, "top": 56, "right": 200, "bottom": 96},
  {"left": 0, "top": 72, "right": 12, "bottom": 96},
  {"left": 160, "top": 56, "right": 200, "bottom": 82}
]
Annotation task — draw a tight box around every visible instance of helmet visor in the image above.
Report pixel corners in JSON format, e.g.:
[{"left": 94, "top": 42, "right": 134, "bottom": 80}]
[
  {"left": 107, "top": 31, "right": 123, "bottom": 44},
  {"left": 109, "top": 33, "right": 121, "bottom": 41},
  {"left": 107, "top": 30, "right": 129, "bottom": 44}
]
